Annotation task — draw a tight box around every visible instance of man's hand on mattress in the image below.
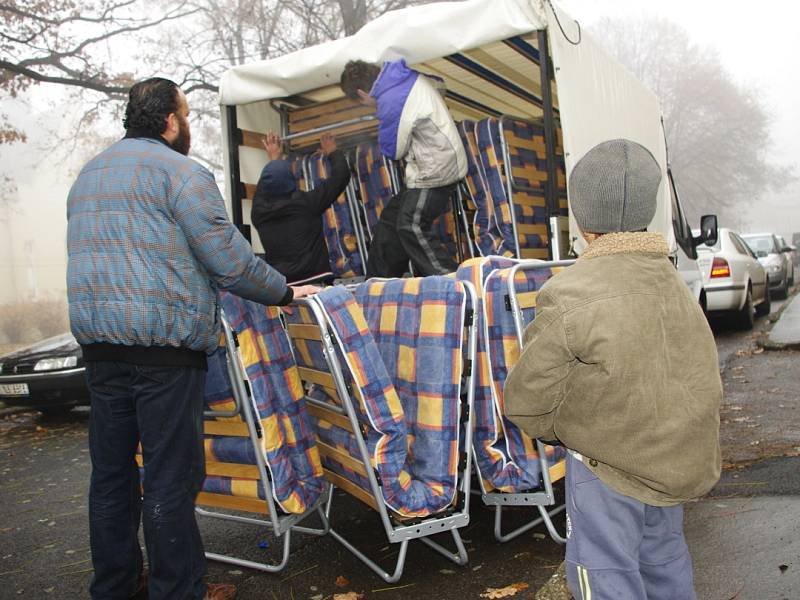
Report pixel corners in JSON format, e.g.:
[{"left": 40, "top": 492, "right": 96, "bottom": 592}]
[
  {"left": 262, "top": 131, "right": 284, "bottom": 160},
  {"left": 281, "top": 285, "right": 322, "bottom": 315},
  {"left": 291, "top": 285, "right": 321, "bottom": 299},
  {"left": 320, "top": 132, "right": 337, "bottom": 155}
]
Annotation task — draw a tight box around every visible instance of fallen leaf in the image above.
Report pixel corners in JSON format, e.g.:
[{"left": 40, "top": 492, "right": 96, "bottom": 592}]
[
  {"left": 479, "top": 583, "right": 529, "bottom": 598},
  {"left": 335, "top": 575, "right": 350, "bottom": 588},
  {"left": 333, "top": 593, "right": 363, "bottom": 600}
]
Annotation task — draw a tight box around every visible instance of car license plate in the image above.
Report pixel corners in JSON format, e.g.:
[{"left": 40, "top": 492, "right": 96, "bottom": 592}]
[{"left": 0, "top": 383, "right": 29, "bottom": 396}]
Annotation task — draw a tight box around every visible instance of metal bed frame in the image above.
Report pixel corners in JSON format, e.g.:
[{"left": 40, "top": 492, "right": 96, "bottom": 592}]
[
  {"left": 196, "top": 311, "right": 330, "bottom": 572},
  {"left": 286, "top": 282, "right": 478, "bottom": 582},
  {"left": 476, "top": 259, "right": 574, "bottom": 543}
]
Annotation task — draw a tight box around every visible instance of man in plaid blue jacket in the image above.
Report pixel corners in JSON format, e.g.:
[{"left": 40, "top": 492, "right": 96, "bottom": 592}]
[{"left": 67, "top": 78, "right": 317, "bottom": 600}]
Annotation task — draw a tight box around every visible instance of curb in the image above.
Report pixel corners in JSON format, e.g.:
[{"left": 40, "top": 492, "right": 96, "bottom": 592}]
[
  {"left": 756, "top": 287, "right": 799, "bottom": 351},
  {"left": 0, "top": 405, "right": 36, "bottom": 418}
]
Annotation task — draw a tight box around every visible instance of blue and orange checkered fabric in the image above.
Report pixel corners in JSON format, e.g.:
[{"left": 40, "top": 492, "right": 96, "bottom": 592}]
[
  {"left": 457, "top": 121, "right": 506, "bottom": 257},
  {"left": 302, "top": 283, "right": 465, "bottom": 517},
  {"left": 354, "top": 277, "right": 466, "bottom": 508},
  {"left": 306, "top": 153, "right": 364, "bottom": 278},
  {"left": 288, "top": 155, "right": 308, "bottom": 192},
  {"left": 503, "top": 118, "right": 568, "bottom": 218},
  {"left": 475, "top": 118, "right": 549, "bottom": 256},
  {"left": 355, "top": 142, "right": 394, "bottom": 237},
  {"left": 283, "top": 301, "right": 377, "bottom": 498},
  {"left": 455, "top": 257, "right": 564, "bottom": 493},
  {"left": 482, "top": 264, "right": 565, "bottom": 491},
  {"left": 201, "top": 291, "right": 325, "bottom": 514}
]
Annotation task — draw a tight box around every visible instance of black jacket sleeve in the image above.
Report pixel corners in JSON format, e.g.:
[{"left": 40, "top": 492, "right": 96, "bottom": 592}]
[
  {"left": 307, "top": 150, "right": 351, "bottom": 215},
  {"left": 251, "top": 175, "right": 270, "bottom": 227}
]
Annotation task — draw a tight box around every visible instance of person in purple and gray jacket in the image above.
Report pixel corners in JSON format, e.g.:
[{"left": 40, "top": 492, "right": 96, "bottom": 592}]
[{"left": 341, "top": 59, "right": 467, "bottom": 277}]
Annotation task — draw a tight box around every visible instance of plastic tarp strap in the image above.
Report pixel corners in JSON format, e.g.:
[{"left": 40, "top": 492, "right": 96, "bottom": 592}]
[
  {"left": 202, "top": 291, "right": 326, "bottom": 514},
  {"left": 455, "top": 257, "right": 564, "bottom": 492}
]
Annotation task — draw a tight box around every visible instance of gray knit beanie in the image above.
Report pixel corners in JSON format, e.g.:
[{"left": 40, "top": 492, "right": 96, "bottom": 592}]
[{"left": 569, "top": 139, "right": 661, "bottom": 233}]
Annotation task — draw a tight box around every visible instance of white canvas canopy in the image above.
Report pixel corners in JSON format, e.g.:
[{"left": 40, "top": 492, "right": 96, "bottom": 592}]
[
  {"left": 218, "top": 0, "right": 675, "bottom": 254},
  {"left": 218, "top": 0, "right": 548, "bottom": 106}
]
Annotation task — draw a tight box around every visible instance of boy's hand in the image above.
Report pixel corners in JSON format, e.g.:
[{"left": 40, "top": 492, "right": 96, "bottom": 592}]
[
  {"left": 320, "top": 133, "right": 337, "bottom": 156},
  {"left": 262, "top": 131, "right": 284, "bottom": 161}
]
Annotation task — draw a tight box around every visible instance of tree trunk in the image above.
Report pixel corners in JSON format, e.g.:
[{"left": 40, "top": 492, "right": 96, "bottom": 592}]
[{"left": 337, "top": 0, "right": 368, "bottom": 35}]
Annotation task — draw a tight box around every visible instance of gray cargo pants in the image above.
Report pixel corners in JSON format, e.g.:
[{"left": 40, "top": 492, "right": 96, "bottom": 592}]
[{"left": 565, "top": 452, "right": 697, "bottom": 600}]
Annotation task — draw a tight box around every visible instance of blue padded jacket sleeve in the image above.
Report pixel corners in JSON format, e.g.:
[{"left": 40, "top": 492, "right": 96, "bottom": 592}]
[{"left": 173, "top": 165, "right": 290, "bottom": 306}]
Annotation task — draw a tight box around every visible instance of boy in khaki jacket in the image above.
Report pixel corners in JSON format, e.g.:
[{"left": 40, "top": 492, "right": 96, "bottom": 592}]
[{"left": 505, "top": 139, "right": 721, "bottom": 600}]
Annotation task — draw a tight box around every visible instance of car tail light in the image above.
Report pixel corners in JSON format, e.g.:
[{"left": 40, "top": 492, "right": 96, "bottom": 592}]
[{"left": 710, "top": 257, "right": 731, "bottom": 278}]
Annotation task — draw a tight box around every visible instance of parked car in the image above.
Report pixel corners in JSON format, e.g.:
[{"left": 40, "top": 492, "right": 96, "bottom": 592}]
[
  {"left": 741, "top": 233, "right": 794, "bottom": 299},
  {"left": 777, "top": 235, "right": 798, "bottom": 269},
  {"left": 696, "top": 228, "right": 770, "bottom": 329},
  {"left": 0, "top": 333, "right": 88, "bottom": 414}
]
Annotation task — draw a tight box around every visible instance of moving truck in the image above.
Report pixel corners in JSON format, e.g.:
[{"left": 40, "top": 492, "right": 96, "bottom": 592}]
[{"left": 216, "top": 0, "right": 716, "bottom": 296}]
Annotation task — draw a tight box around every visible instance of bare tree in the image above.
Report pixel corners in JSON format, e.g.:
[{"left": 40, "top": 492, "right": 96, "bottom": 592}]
[
  {"left": 591, "top": 17, "right": 792, "bottom": 227},
  {"left": 1, "top": 0, "right": 432, "bottom": 186}
]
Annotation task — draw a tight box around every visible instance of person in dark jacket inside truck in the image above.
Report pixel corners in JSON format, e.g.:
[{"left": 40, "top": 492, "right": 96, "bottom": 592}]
[{"left": 251, "top": 131, "right": 351, "bottom": 285}]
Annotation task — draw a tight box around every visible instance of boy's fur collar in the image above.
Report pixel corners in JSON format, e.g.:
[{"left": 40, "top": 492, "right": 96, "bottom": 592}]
[{"left": 580, "top": 232, "right": 670, "bottom": 260}]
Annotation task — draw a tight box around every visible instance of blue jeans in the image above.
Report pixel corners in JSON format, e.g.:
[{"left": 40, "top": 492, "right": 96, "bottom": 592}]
[
  {"left": 86, "top": 361, "right": 207, "bottom": 600},
  {"left": 565, "top": 452, "right": 696, "bottom": 600}
]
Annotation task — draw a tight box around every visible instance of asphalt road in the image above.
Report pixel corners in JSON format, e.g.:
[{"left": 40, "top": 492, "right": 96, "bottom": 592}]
[{"left": 0, "top": 291, "right": 797, "bottom": 600}]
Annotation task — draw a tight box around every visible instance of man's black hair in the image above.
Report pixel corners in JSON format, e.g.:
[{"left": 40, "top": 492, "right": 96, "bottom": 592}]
[
  {"left": 123, "top": 78, "right": 180, "bottom": 136},
  {"left": 340, "top": 60, "right": 381, "bottom": 101}
]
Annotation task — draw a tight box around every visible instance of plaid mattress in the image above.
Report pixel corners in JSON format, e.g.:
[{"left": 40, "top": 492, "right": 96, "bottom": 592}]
[
  {"left": 456, "top": 258, "right": 564, "bottom": 493},
  {"left": 475, "top": 118, "right": 550, "bottom": 256},
  {"left": 202, "top": 291, "right": 325, "bottom": 514},
  {"left": 456, "top": 121, "right": 508, "bottom": 257},
  {"left": 283, "top": 302, "right": 377, "bottom": 497},
  {"left": 354, "top": 277, "right": 466, "bottom": 507},
  {"left": 306, "top": 153, "right": 364, "bottom": 278},
  {"left": 288, "top": 155, "right": 308, "bottom": 192},
  {"left": 302, "top": 282, "right": 465, "bottom": 518},
  {"left": 354, "top": 142, "right": 394, "bottom": 237}
]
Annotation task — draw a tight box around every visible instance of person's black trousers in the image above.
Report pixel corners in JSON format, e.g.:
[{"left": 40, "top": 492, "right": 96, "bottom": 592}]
[
  {"left": 86, "top": 361, "right": 207, "bottom": 600},
  {"left": 366, "top": 184, "right": 458, "bottom": 278}
]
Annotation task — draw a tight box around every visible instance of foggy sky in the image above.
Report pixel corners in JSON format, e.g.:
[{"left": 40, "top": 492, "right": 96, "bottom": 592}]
[{"left": 560, "top": 0, "right": 800, "bottom": 237}]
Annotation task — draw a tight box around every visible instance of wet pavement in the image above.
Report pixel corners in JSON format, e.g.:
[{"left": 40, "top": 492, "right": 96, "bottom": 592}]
[{"left": 0, "top": 289, "right": 798, "bottom": 599}]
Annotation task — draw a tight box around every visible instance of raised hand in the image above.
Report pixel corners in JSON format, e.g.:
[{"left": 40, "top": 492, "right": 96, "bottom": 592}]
[{"left": 261, "top": 131, "right": 284, "bottom": 161}]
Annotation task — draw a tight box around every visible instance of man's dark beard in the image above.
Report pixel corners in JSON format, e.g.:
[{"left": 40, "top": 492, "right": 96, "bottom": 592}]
[{"left": 171, "top": 115, "right": 191, "bottom": 156}]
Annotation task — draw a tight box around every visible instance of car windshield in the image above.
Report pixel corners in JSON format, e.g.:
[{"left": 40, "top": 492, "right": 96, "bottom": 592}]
[{"left": 742, "top": 235, "right": 775, "bottom": 254}]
